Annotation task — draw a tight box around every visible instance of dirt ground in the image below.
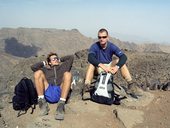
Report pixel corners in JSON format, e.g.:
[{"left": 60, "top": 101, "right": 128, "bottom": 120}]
[
  {"left": 135, "top": 91, "right": 170, "bottom": 128},
  {"left": 0, "top": 90, "right": 170, "bottom": 128}
]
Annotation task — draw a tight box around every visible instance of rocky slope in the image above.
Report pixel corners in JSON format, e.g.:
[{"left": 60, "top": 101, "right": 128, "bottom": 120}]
[
  {"left": 0, "top": 28, "right": 170, "bottom": 128},
  {"left": 0, "top": 49, "right": 170, "bottom": 128}
]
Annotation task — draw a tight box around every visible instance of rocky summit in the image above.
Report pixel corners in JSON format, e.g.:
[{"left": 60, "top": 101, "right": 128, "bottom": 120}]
[{"left": 0, "top": 28, "right": 170, "bottom": 128}]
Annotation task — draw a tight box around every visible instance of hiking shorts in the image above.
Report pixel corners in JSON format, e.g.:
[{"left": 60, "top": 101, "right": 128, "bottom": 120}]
[{"left": 44, "top": 84, "right": 61, "bottom": 103}]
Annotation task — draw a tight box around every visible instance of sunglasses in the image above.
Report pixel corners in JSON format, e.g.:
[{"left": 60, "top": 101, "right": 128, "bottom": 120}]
[
  {"left": 98, "top": 36, "right": 107, "bottom": 39},
  {"left": 51, "top": 57, "right": 59, "bottom": 61}
]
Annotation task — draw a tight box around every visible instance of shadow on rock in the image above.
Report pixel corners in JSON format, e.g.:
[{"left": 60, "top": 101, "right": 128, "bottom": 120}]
[{"left": 5, "top": 37, "right": 40, "bottom": 58}]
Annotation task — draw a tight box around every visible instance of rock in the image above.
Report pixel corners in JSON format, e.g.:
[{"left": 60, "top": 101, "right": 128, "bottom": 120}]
[
  {"left": 162, "top": 82, "right": 170, "bottom": 91},
  {"left": 116, "top": 108, "right": 144, "bottom": 128},
  {"left": 121, "top": 92, "right": 154, "bottom": 108}
]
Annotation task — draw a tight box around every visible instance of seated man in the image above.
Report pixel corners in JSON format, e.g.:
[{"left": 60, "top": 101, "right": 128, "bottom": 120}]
[
  {"left": 31, "top": 52, "right": 74, "bottom": 120},
  {"left": 83, "top": 28, "right": 143, "bottom": 99}
]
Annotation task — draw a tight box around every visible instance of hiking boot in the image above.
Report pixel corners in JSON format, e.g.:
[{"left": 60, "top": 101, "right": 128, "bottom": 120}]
[
  {"left": 82, "top": 84, "right": 91, "bottom": 100},
  {"left": 126, "top": 81, "right": 143, "bottom": 99},
  {"left": 38, "top": 98, "right": 49, "bottom": 116},
  {"left": 55, "top": 102, "right": 65, "bottom": 120}
]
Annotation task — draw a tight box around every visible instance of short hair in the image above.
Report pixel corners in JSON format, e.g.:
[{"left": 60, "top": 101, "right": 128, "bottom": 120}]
[
  {"left": 98, "top": 28, "right": 108, "bottom": 35},
  {"left": 46, "top": 52, "right": 58, "bottom": 63}
]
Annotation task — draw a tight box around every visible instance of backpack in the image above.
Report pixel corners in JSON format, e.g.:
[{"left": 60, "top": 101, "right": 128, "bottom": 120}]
[
  {"left": 90, "top": 72, "right": 121, "bottom": 105},
  {"left": 12, "top": 77, "right": 38, "bottom": 117}
]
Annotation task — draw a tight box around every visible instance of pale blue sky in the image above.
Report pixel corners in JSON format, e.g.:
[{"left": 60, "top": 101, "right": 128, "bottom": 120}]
[{"left": 0, "top": 0, "right": 170, "bottom": 43}]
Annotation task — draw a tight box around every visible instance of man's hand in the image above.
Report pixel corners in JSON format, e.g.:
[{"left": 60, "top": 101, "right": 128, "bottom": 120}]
[
  {"left": 43, "top": 61, "right": 48, "bottom": 66},
  {"left": 98, "top": 63, "right": 119, "bottom": 74},
  {"left": 110, "top": 65, "right": 119, "bottom": 74}
]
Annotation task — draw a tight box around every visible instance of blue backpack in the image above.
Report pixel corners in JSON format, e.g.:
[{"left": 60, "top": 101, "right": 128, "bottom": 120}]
[{"left": 12, "top": 77, "right": 38, "bottom": 117}]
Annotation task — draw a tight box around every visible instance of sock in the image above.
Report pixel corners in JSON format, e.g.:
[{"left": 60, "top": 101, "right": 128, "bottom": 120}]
[
  {"left": 124, "top": 75, "right": 132, "bottom": 82},
  {"left": 59, "top": 98, "right": 66, "bottom": 104},
  {"left": 85, "top": 80, "right": 91, "bottom": 85},
  {"left": 38, "top": 95, "right": 44, "bottom": 100},
  {"left": 127, "top": 80, "right": 134, "bottom": 85}
]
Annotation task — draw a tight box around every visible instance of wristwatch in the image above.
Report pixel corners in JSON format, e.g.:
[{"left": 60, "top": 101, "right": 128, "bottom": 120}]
[{"left": 115, "top": 65, "right": 120, "bottom": 69}]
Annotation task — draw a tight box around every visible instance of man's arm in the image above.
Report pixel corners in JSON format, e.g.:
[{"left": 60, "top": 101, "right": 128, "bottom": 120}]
[
  {"left": 88, "top": 52, "right": 127, "bottom": 74},
  {"left": 60, "top": 55, "right": 74, "bottom": 71},
  {"left": 88, "top": 53, "right": 112, "bottom": 73},
  {"left": 88, "top": 53, "right": 100, "bottom": 67},
  {"left": 110, "top": 54, "right": 127, "bottom": 74},
  {"left": 60, "top": 55, "right": 73, "bottom": 63},
  {"left": 116, "top": 54, "right": 127, "bottom": 68},
  {"left": 31, "top": 61, "right": 46, "bottom": 72}
]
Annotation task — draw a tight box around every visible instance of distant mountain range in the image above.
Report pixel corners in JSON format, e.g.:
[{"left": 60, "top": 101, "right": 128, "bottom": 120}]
[
  {"left": 0, "top": 28, "right": 93, "bottom": 57},
  {"left": 0, "top": 28, "right": 170, "bottom": 58}
]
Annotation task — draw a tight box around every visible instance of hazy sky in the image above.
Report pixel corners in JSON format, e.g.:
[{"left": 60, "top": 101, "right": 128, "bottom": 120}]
[{"left": 0, "top": 0, "right": 170, "bottom": 43}]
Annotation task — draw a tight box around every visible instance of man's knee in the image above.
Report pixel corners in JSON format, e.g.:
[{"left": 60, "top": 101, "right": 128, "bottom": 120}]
[
  {"left": 120, "top": 64, "right": 128, "bottom": 71},
  {"left": 61, "top": 72, "right": 72, "bottom": 89},
  {"left": 63, "top": 72, "right": 72, "bottom": 80},
  {"left": 86, "top": 64, "right": 96, "bottom": 76},
  {"left": 85, "top": 64, "right": 97, "bottom": 85},
  {"left": 87, "top": 64, "right": 95, "bottom": 71},
  {"left": 34, "top": 70, "right": 44, "bottom": 79},
  {"left": 120, "top": 64, "right": 132, "bottom": 82}
]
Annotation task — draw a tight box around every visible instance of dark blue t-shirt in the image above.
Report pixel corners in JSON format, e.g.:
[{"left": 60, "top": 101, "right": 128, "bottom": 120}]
[{"left": 89, "top": 41, "right": 124, "bottom": 64}]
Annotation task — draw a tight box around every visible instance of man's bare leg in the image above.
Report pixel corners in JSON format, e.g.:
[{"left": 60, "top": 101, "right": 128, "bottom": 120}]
[
  {"left": 33, "top": 70, "right": 49, "bottom": 116},
  {"left": 60, "top": 72, "right": 72, "bottom": 99},
  {"left": 111, "top": 59, "right": 132, "bottom": 82},
  {"left": 81, "top": 64, "right": 96, "bottom": 100},
  {"left": 34, "top": 70, "right": 49, "bottom": 96},
  {"left": 85, "top": 64, "right": 95, "bottom": 85},
  {"left": 111, "top": 59, "right": 143, "bottom": 98},
  {"left": 56, "top": 72, "right": 72, "bottom": 120}
]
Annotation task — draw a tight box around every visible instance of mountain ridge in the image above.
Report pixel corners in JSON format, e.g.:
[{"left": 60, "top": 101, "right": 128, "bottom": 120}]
[{"left": 0, "top": 28, "right": 170, "bottom": 59}]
